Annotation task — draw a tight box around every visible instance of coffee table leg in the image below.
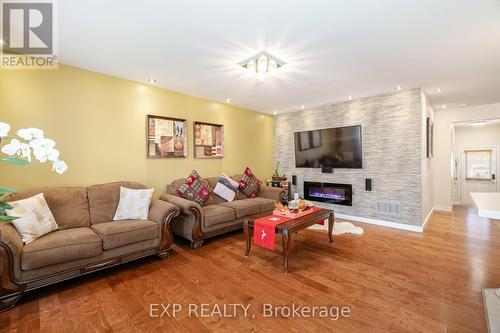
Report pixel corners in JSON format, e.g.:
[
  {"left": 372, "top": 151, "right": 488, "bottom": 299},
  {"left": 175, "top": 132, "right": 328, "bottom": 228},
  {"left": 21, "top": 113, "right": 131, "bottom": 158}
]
[
  {"left": 244, "top": 220, "right": 251, "bottom": 257},
  {"left": 282, "top": 229, "right": 291, "bottom": 274},
  {"left": 328, "top": 212, "right": 335, "bottom": 244}
]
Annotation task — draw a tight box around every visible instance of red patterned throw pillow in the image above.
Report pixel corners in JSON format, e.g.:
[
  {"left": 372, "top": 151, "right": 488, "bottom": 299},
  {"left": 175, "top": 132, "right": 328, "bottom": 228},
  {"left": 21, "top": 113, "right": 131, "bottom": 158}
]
[
  {"left": 176, "top": 170, "right": 212, "bottom": 205},
  {"left": 238, "top": 167, "right": 262, "bottom": 198}
]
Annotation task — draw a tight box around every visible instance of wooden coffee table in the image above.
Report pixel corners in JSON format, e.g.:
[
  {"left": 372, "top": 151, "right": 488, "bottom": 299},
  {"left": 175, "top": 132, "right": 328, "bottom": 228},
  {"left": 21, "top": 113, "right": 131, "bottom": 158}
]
[{"left": 243, "top": 208, "right": 334, "bottom": 273}]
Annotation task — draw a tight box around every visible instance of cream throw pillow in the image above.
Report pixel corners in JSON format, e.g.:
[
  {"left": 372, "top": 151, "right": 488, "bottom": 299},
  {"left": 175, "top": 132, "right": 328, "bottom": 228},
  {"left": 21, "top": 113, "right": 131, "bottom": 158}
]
[
  {"left": 113, "top": 187, "right": 154, "bottom": 221},
  {"left": 6, "top": 193, "right": 59, "bottom": 244}
]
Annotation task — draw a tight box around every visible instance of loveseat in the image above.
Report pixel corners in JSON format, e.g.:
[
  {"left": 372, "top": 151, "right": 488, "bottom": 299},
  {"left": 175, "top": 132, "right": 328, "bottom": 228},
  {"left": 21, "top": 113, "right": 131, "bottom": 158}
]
[
  {"left": 0, "top": 181, "right": 180, "bottom": 311},
  {"left": 160, "top": 175, "right": 285, "bottom": 248}
]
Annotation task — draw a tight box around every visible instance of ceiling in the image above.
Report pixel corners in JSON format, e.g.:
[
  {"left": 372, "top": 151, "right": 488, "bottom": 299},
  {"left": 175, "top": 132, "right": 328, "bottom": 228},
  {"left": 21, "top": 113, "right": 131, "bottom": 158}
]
[
  {"left": 454, "top": 118, "right": 500, "bottom": 129},
  {"left": 58, "top": 0, "right": 500, "bottom": 114}
]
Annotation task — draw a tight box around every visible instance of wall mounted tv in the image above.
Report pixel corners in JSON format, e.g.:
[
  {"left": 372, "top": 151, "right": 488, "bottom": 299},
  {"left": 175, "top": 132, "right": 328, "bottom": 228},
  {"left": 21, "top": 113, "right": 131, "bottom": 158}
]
[{"left": 294, "top": 125, "right": 362, "bottom": 168}]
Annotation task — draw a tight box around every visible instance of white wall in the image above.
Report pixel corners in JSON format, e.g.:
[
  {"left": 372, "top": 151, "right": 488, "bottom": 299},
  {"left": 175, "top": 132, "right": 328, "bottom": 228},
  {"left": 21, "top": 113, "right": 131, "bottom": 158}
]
[{"left": 433, "top": 103, "right": 500, "bottom": 210}]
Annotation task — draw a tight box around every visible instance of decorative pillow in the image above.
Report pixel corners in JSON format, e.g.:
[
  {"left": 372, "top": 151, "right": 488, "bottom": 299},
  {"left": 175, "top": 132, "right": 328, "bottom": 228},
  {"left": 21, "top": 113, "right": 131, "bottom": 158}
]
[
  {"left": 6, "top": 193, "right": 58, "bottom": 244},
  {"left": 113, "top": 187, "right": 154, "bottom": 221},
  {"left": 238, "top": 167, "right": 262, "bottom": 198},
  {"left": 176, "top": 170, "right": 212, "bottom": 205},
  {"left": 214, "top": 173, "right": 239, "bottom": 202}
]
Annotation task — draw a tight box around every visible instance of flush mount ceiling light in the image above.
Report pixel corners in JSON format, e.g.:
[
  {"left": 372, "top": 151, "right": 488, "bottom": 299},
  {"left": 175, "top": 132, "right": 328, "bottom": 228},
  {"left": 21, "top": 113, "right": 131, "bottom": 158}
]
[{"left": 239, "top": 51, "right": 286, "bottom": 81}]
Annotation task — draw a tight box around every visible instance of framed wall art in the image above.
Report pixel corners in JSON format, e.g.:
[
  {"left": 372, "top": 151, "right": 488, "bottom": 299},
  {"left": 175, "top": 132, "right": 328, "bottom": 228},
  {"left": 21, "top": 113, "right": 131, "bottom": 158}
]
[
  {"left": 426, "top": 117, "right": 433, "bottom": 158},
  {"left": 193, "top": 121, "right": 224, "bottom": 158},
  {"left": 147, "top": 115, "right": 187, "bottom": 158}
]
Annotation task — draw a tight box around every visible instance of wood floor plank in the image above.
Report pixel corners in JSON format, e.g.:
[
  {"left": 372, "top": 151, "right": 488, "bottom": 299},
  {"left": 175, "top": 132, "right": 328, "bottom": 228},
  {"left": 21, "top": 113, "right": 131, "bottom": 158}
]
[{"left": 0, "top": 206, "right": 498, "bottom": 332}]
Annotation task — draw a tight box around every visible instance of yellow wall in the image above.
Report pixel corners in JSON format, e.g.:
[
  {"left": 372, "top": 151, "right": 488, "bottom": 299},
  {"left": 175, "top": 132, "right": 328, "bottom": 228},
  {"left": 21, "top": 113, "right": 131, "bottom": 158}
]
[{"left": 0, "top": 64, "right": 275, "bottom": 196}]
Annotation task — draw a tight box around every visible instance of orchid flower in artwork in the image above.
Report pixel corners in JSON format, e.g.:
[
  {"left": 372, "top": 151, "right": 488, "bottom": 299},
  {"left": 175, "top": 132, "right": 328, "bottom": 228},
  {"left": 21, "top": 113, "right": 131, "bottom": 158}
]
[{"left": 0, "top": 122, "right": 68, "bottom": 174}]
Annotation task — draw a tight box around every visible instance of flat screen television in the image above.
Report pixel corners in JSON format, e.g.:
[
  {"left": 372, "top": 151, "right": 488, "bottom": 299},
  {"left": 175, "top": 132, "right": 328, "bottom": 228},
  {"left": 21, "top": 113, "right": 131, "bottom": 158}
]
[{"left": 294, "top": 125, "right": 362, "bottom": 168}]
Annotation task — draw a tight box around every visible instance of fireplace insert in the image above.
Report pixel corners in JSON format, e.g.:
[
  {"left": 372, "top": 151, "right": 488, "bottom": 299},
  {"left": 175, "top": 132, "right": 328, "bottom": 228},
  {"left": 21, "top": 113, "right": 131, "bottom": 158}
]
[{"left": 304, "top": 181, "right": 353, "bottom": 206}]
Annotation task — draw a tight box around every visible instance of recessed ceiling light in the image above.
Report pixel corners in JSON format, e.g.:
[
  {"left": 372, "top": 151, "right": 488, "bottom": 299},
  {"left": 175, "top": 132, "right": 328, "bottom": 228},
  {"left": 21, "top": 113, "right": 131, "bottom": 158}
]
[
  {"left": 347, "top": 96, "right": 353, "bottom": 100},
  {"left": 148, "top": 78, "right": 157, "bottom": 84},
  {"left": 394, "top": 85, "right": 403, "bottom": 91},
  {"left": 441, "top": 105, "right": 447, "bottom": 109},
  {"left": 239, "top": 51, "right": 286, "bottom": 81},
  {"left": 460, "top": 104, "right": 468, "bottom": 107},
  {"left": 435, "top": 88, "right": 443, "bottom": 93},
  {"left": 301, "top": 105, "right": 305, "bottom": 110},
  {"left": 226, "top": 98, "right": 231, "bottom": 104},
  {"left": 273, "top": 110, "right": 278, "bottom": 115}
]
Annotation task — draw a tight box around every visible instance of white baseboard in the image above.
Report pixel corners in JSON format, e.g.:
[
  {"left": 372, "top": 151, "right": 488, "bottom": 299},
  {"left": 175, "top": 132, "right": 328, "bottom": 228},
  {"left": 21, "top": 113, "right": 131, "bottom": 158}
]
[
  {"left": 433, "top": 205, "right": 453, "bottom": 212},
  {"left": 335, "top": 213, "right": 424, "bottom": 233}
]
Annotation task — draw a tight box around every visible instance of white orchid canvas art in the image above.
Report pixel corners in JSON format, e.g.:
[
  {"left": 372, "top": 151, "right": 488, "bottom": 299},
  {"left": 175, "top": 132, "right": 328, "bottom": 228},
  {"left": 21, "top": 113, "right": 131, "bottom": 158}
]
[{"left": 0, "top": 121, "right": 68, "bottom": 223}]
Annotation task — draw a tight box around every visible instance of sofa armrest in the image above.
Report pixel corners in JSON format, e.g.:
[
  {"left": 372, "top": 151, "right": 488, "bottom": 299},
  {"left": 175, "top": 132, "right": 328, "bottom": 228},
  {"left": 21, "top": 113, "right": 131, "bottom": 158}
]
[
  {"left": 148, "top": 199, "right": 180, "bottom": 253},
  {"left": 258, "top": 186, "right": 286, "bottom": 202},
  {"left": 159, "top": 194, "right": 204, "bottom": 246},
  {"left": 0, "top": 223, "right": 23, "bottom": 299},
  {"left": 159, "top": 194, "right": 202, "bottom": 215}
]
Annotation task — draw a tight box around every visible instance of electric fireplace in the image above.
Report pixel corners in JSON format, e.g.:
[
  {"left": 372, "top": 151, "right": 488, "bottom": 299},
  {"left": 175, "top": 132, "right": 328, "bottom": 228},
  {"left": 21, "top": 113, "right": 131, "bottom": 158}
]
[{"left": 304, "top": 181, "right": 353, "bottom": 206}]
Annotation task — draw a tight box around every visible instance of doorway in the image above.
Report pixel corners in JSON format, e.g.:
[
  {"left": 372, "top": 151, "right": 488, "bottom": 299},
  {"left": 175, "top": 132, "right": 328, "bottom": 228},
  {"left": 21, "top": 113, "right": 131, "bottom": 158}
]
[
  {"left": 452, "top": 119, "right": 500, "bottom": 205},
  {"left": 459, "top": 147, "right": 497, "bottom": 205}
]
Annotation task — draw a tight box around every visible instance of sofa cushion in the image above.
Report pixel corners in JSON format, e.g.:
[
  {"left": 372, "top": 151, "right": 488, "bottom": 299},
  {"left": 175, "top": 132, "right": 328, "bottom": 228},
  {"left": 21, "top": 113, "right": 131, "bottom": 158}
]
[
  {"left": 204, "top": 177, "right": 227, "bottom": 205},
  {"left": 176, "top": 170, "right": 212, "bottom": 206},
  {"left": 213, "top": 174, "right": 239, "bottom": 203},
  {"left": 201, "top": 205, "right": 236, "bottom": 228},
  {"left": 220, "top": 199, "right": 261, "bottom": 219},
  {"left": 87, "top": 181, "right": 146, "bottom": 224},
  {"left": 22, "top": 227, "right": 102, "bottom": 270},
  {"left": 238, "top": 167, "right": 262, "bottom": 198},
  {"left": 113, "top": 187, "right": 154, "bottom": 221},
  {"left": 91, "top": 219, "right": 159, "bottom": 250},
  {"left": 6, "top": 193, "right": 59, "bottom": 244},
  {"left": 251, "top": 197, "right": 276, "bottom": 212},
  {"left": 7, "top": 186, "right": 90, "bottom": 229}
]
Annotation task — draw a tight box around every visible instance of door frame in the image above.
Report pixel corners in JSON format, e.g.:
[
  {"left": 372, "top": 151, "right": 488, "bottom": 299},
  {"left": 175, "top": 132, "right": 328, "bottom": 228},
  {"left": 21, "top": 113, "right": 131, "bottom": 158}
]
[{"left": 458, "top": 146, "right": 499, "bottom": 204}]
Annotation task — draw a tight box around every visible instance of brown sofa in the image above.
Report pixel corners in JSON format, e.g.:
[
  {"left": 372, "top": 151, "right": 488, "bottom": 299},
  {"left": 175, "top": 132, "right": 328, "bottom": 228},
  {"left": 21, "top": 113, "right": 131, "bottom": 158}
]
[
  {"left": 160, "top": 175, "right": 285, "bottom": 248},
  {"left": 0, "top": 181, "right": 180, "bottom": 311}
]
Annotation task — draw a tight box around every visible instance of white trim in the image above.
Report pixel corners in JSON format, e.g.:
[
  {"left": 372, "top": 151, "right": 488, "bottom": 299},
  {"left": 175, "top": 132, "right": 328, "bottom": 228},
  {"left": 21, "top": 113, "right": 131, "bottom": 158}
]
[
  {"left": 335, "top": 213, "right": 424, "bottom": 233},
  {"left": 433, "top": 205, "right": 453, "bottom": 212},
  {"left": 422, "top": 206, "right": 435, "bottom": 229}
]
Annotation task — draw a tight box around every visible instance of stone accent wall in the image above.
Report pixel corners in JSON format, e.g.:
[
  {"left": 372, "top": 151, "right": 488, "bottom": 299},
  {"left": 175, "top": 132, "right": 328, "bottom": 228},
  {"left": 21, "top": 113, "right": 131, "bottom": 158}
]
[{"left": 275, "top": 89, "right": 423, "bottom": 226}]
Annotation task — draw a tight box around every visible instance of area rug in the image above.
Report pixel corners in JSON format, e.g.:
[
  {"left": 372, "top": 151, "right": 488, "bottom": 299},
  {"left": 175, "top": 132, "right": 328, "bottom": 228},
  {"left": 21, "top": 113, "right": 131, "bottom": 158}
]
[
  {"left": 483, "top": 288, "right": 500, "bottom": 332},
  {"left": 308, "top": 221, "right": 364, "bottom": 235}
]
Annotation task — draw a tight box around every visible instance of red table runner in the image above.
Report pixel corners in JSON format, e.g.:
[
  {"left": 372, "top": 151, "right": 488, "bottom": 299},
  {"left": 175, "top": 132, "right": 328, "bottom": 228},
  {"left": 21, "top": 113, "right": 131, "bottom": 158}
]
[{"left": 253, "top": 207, "right": 322, "bottom": 250}]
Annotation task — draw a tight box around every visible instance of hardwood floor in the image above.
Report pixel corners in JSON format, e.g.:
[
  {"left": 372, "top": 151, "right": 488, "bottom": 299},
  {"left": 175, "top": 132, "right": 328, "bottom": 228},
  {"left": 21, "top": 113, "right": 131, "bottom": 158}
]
[{"left": 1, "top": 206, "right": 499, "bottom": 332}]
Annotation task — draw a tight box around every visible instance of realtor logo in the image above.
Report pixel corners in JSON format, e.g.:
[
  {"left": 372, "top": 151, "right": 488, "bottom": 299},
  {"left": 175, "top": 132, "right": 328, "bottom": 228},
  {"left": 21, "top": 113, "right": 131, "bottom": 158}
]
[{"left": 1, "top": 0, "right": 57, "bottom": 69}]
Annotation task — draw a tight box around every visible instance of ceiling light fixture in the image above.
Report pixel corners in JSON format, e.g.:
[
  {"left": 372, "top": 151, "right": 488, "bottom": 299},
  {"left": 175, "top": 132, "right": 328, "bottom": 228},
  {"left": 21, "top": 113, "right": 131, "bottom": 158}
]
[
  {"left": 301, "top": 105, "right": 305, "bottom": 110},
  {"left": 239, "top": 51, "right": 286, "bottom": 81},
  {"left": 273, "top": 110, "right": 278, "bottom": 115},
  {"left": 347, "top": 96, "right": 353, "bottom": 100},
  {"left": 148, "top": 78, "right": 157, "bottom": 84},
  {"left": 226, "top": 98, "right": 231, "bottom": 104},
  {"left": 394, "top": 85, "right": 403, "bottom": 91},
  {"left": 460, "top": 104, "right": 468, "bottom": 107},
  {"left": 442, "top": 105, "right": 447, "bottom": 109},
  {"left": 435, "top": 88, "right": 443, "bottom": 93}
]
